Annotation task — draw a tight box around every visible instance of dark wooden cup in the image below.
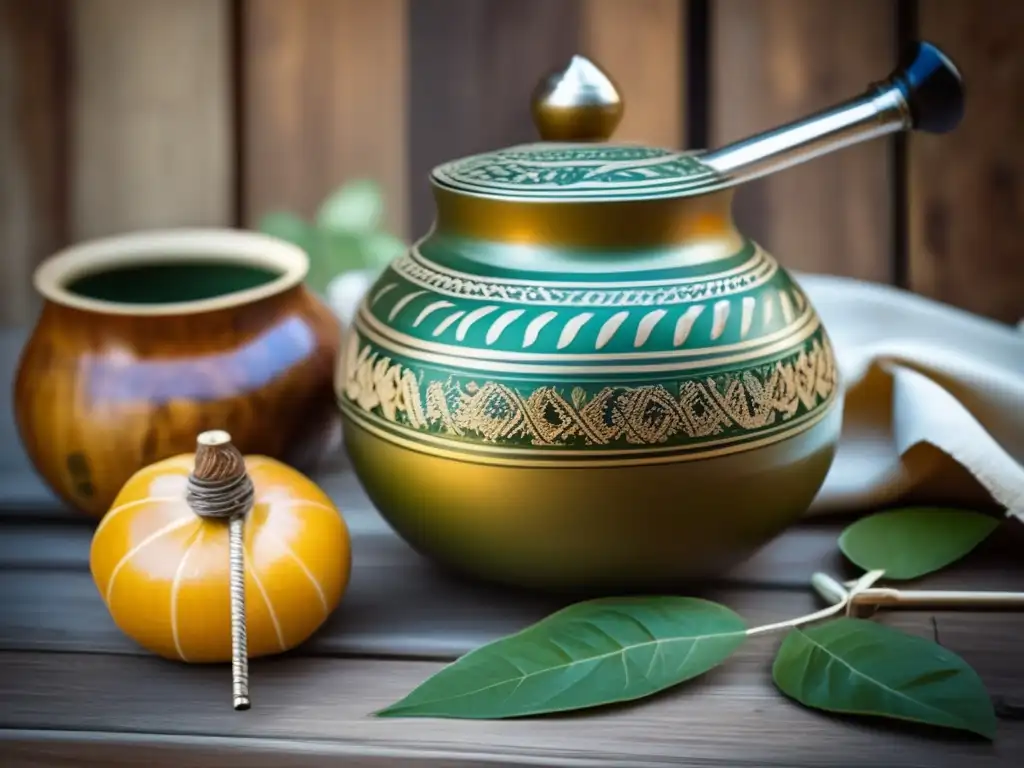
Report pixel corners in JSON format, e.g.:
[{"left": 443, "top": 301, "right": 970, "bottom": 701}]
[{"left": 13, "top": 229, "right": 341, "bottom": 519}]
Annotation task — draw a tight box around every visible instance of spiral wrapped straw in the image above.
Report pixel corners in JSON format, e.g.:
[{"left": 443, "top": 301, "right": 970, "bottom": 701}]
[{"left": 185, "top": 430, "right": 255, "bottom": 711}]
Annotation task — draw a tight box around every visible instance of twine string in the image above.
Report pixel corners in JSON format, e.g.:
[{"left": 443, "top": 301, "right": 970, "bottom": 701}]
[{"left": 185, "top": 472, "right": 255, "bottom": 520}]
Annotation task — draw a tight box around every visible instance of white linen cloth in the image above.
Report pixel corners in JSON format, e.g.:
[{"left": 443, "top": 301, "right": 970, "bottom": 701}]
[
  {"left": 795, "top": 273, "right": 1023, "bottom": 521},
  {"left": 327, "top": 270, "right": 1024, "bottom": 522}
]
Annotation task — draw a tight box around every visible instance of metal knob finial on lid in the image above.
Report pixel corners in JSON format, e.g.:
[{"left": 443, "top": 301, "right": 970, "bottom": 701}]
[{"left": 530, "top": 55, "right": 623, "bottom": 142}]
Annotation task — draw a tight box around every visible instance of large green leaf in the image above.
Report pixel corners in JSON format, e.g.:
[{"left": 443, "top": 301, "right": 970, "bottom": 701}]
[
  {"left": 838, "top": 507, "right": 1000, "bottom": 580},
  {"left": 377, "top": 597, "right": 747, "bottom": 719},
  {"left": 773, "top": 617, "right": 996, "bottom": 740}
]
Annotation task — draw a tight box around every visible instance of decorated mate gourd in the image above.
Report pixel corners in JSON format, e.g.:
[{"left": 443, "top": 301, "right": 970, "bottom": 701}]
[
  {"left": 90, "top": 431, "right": 351, "bottom": 709},
  {"left": 335, "top": 43, "right": 965, "bottom": 591}
]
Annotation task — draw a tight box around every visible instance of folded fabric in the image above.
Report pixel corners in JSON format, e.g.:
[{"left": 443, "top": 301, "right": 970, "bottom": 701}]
[
  {"left": 793, "top": 273, "right": 1023, "bottom": 521},
  {"left": 329, "top": 270, "right": 1024, "bottom": 522}
]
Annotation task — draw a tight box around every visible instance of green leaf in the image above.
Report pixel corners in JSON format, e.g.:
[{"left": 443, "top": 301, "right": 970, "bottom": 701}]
[
  {"left": 359, "top": 231, "right": 407, "bottom": 269},
  {"left": 838, "top": 507, "right": 1000, "bottom": 580},
  {"left": 258, "top": 211, "right": 314, "bottom": 251},
  {"left": 315, "top": 179, "right": 384, "bottom": 234},
  {"left": 772, "top": 617, "right": 996, "bottom": 740},
  {"left": 301, "top": 231, "right": 362, "bottom": 295},
  {"left": 377, "top": 597, "right": 747, "bottom": 719}
]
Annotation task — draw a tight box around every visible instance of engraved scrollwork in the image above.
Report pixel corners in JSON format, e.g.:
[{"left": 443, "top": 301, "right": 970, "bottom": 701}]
[
  {"left": 341, "top": 332, "right": 838, "bottom": 450},
  {"left": 389, "top": 249, "right": 774, "bottom": 308},
  {"left": 343, "top": 341, "right": 428, "bottom": 430},
  {"left": 433, "top": 144, "right": 717, "bottom": 194}
]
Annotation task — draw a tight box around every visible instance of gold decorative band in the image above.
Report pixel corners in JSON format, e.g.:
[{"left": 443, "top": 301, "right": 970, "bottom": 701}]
[
  {"left": 338, "top": 391, "right": 839, "bottom": 468},
  {"left": 430, "top": 186, "right": 741, "bottom": 250},
  {"left": 337, "top": 326, "right": 839, "bottom": 467},
  {"left": 400, "top": 240, "right": 775, "bottom": 297}
]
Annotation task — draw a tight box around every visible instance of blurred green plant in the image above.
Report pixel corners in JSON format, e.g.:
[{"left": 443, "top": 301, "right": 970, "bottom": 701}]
[{"left": 257, "top": 179, "right": 406, "bottom": 295}]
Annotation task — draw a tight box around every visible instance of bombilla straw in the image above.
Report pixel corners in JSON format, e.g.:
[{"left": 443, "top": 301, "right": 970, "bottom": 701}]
[
  {"left": 701, "top": 41, "right": 965, "bottom": 186},
  {"left": 186, "top": 430, "right": 256, "bottom": 711}
]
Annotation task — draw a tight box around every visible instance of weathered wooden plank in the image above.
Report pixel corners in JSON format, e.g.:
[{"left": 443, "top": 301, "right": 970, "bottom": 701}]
[
  {"left": 0, "top": 496, "right": 850, "bottom": 583},
  {"left": 3, "top": 510, "right": 1022, "bottom": 660},
  {"left": 0, "top": 0, "right": 68, "bottom": 328},
  {"left": 909, "top": 1, "right": 1024, "bottom": 324},
  {"left": 407, "top": 0, "right": 583, "bottom": 238},
  {"left": 70, "top": 0, "right": 233, "bottom": 240},
  {"left": 1, "top": 617, "right": 1022, "bottom": 767},
  {"left": 710, "top": 0, "right": 896, "bottom": 282},
  {"left": 580, "top": 0, "right": 685, "bottom": 149},
  {"left": 0, "top": 521, "right": 836, "bottom": 659},
  {"left": 242, "top": 0, "right": 408, "bottom": 239},
  {"left": 0, "top": 569, "right": 821, "bottom": 659},
  {"left": 0, "top": 732, "right": 585, "bottom": 768}
]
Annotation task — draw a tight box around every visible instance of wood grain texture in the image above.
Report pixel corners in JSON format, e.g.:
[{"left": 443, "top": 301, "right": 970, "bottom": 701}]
[
  {"left": 3, "top": 463, "right": 1023, "bottom": 766},
  {"left": 70, "top": 0, "right": 233, "bottom": 239},
  {"left": 13, "top": 286, "right": 339, "bottom": 518},
  {"left": 580, "top": 0, "right": 685, "bottom": 149},
  {"left": 0, "top": 0, "right": 68, "bottom": 328},
  {"left": 407, "top": 0, "right": 582, "bottom": 238},
  {"left": 0, "top": 733, "right": 594, "bottom": 768},
  {"left": 909, "top": 1, "right": 1024, "bottom": 324},
  {"left": 3, "top": 529, "right": 1023, "bottom": 662},
  {"left": 242, "top": 0, "right": 408, "bottom": 239},
  {"left": 1, "top": 607, "right": 1022, "bottom": 768},
  {"left": 3, "top": 489, "right": 1023, "bottom": 662},
  {"left": 710, "top": 0, "right": 896, "bottom": 281}
]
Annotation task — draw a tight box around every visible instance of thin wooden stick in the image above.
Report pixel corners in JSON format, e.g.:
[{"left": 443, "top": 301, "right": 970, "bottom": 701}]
[
  {"left": 825, "top": 573, "right": 1024, "bottom": 615},
  {"left": 851, "top": 588, "right": 1024, "bottom": 611}
]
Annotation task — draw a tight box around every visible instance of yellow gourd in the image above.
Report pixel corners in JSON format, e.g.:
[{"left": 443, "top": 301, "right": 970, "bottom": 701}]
[{"left": 90, "top": 431, "right": 351, "bottom": 680}]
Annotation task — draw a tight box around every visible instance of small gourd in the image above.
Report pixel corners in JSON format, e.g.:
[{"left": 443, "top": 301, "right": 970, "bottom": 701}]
[{"left": 90, "top": 430, "right": 351, "bottom": 710}]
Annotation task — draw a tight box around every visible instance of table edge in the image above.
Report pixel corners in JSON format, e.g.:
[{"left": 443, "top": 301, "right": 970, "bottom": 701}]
[{"left": 0, "top": 728, "right": 679, "bottom": 768}]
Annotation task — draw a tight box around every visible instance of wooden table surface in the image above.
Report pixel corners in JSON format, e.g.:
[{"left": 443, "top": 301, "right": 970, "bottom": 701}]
[{"left": 1, "top": 329, "right": 1022, "bottom": 768}]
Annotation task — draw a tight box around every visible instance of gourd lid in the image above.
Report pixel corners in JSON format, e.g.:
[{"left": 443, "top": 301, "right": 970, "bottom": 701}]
[{"left": 431, "top": 56, "right": 718, "bottom": 202}]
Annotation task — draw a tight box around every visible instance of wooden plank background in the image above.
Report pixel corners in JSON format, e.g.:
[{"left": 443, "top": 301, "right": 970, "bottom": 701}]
[
  {"left": 909, "top": 0, "right": 1024, "bottom": 322},
  {"left": 70, "top": 0, "right": 233, "bottom": 240},
  {"left": 711, "top": 0, "right": 897, "bottom": 283},
  {"left": 0, "top": 0, "right": 1020, "bottom": 328}
]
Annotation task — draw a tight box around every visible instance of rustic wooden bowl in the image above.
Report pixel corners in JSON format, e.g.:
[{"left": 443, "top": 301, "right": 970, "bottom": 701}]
[{"left": 14, "top": 229, "right": 341, "bottom": 519}]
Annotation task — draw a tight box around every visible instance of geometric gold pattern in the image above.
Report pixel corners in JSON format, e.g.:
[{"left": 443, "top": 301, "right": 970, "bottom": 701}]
[{"left": 341, "top": 333, "right": 837, "bottom": 449}]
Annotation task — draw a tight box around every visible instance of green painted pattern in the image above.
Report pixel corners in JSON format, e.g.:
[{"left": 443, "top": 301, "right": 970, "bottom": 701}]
[
  {"left": 360, "top": 238, "right": 806, "bottom": 359},
  {"left": 340, "top": 224, "right": 838, "bottom": 458},
  {"left": 432, "top": 143, "right": 721, "bottom": 201},
  {"left": 340, "top": 324, "right": 837, "bottom": 456}
]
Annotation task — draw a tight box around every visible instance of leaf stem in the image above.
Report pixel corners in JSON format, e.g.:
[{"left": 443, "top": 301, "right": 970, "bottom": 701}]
[{"left": 745, "top": 569, "right": 886, "bottom": 637}]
